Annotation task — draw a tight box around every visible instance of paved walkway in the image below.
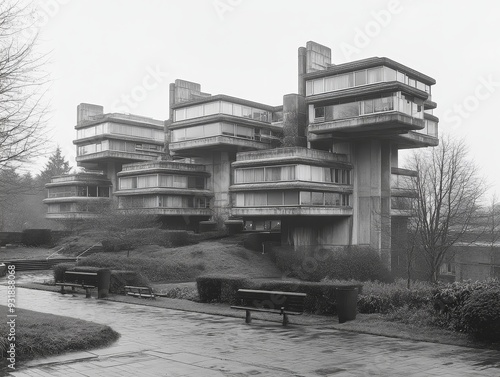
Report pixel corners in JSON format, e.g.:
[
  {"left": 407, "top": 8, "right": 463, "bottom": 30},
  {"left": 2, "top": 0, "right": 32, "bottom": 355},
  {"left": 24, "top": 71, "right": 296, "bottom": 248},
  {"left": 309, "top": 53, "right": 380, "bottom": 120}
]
[{"left": 2, "top": 286, "right": 500, "bottom": 377}]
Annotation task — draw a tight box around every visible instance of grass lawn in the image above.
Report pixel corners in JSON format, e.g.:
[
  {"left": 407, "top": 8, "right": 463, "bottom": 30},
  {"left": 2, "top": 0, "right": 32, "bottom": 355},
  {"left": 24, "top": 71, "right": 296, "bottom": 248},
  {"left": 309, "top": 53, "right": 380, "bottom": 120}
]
[{"left": 0, "top": 305, "right": 120, "bottom": 369}]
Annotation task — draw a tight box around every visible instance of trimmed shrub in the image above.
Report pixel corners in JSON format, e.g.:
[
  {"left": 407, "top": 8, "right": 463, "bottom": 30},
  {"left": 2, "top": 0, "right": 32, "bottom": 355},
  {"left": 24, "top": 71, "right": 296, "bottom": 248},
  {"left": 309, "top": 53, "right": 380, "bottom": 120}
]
[
  {"left": 22, "top": 229, "right": 52, "bottom": 246},
  {"left": 109, "top": 270, "right": 150, "bottom": 294},
  {"left": 266, "top": 245, "right": 303, "bottom": 274},
  {"left": 357, "top": 279, "right": 433, "bottom": 314},
  {"left": 52, "top": 263, "right": 76, "bottom": 283},
  {"left": 256, "top": 280, "right": 363, "bottom": 315},
  {"left": 264, "top": 244, "right": 392, "bottom": 282},
  {"left": 432, "top": 279, "right": 500, "bottom": 331},
  {"left": 162, "top": 286, "right": 199, "bottom": 301},
  {"left": 196, "top": 275, "right": 253, "bottom": 303},
  {"left": 318, "top": 246, "right": 393, "bottom": 283},
  {"left": 461, "top": 288, "right": 500, "bottom": 340}
]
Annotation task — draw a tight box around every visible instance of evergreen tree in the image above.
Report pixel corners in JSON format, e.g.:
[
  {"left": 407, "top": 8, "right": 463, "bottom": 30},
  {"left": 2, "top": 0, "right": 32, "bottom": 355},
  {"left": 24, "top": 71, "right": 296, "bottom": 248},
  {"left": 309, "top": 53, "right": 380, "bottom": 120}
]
[{"left": 38, "top": 147, "right": 71, "bottom": 185}]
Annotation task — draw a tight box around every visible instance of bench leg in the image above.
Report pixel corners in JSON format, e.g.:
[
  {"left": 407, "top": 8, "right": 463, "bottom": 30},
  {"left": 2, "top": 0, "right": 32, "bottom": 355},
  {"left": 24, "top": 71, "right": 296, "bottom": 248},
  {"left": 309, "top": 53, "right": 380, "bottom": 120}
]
[
  {"left": 245, "top": 310, "right": 252, "bottom": 324},
  {"left": 85, "top": 288, "right": 91, "bottom": 298},
  {"left": 60, "top": 285, "right": 65, "bottom": 294},
  {"left": 282, "top": 313, "right": 289, "bottom": 326}
]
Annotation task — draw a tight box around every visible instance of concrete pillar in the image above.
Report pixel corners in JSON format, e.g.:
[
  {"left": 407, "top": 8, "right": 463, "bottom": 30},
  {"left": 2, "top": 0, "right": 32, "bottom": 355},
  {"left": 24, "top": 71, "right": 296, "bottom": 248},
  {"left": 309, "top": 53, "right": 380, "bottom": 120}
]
[
  {"left": 298, "top": 47, "right": 307, "bottom": 96},
  {"left": 282, "top": 94, "right": 307, "bottom": 147},
  {"left": 207, "top": 151, "right": 233, "bottom": 222},
  {"left": 352, "top": 140, "right": 392, "bottom": 270}
]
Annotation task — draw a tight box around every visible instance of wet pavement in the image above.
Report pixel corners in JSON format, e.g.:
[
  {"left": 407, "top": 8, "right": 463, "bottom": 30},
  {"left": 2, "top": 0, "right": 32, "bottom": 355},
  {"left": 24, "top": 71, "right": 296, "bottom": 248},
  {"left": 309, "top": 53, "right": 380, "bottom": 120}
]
[{"left": 2, "top": 286, "right": 500, "bottom": 376}]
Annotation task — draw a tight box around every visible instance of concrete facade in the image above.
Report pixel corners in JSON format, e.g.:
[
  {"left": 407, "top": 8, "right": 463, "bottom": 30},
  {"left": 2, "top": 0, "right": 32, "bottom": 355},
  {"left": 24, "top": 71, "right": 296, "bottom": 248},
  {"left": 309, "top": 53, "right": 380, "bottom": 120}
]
[{"left": 46, "top": 41, "right": 439, "bottom": 271}]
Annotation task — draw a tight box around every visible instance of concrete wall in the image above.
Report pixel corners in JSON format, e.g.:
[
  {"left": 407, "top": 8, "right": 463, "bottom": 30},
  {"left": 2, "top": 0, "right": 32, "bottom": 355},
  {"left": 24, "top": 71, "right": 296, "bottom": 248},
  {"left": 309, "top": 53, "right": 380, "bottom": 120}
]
[{"left": 77, "top": 103, "right": 103, "bottom": 124}]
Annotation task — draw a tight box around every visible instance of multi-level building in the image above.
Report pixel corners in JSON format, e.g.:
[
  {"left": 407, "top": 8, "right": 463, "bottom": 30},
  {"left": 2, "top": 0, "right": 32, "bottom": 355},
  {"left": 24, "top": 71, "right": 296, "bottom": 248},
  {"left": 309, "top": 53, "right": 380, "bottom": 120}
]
[{"left": 45, "top": 41, "right": 439, "bottom": 270}]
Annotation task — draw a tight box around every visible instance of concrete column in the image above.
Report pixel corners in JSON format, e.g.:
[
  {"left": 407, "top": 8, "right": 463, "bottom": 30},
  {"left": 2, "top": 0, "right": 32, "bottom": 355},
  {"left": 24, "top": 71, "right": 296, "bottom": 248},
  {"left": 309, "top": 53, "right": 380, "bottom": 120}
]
[
  {"left": 352, "top": 140, "right": 392, "bottom": 270},
  {"left": 298, "top": 47, "right": 307, "bottom": 96},
  {"left": 207, "top": 151, "right": 232, "bottom": 222}
]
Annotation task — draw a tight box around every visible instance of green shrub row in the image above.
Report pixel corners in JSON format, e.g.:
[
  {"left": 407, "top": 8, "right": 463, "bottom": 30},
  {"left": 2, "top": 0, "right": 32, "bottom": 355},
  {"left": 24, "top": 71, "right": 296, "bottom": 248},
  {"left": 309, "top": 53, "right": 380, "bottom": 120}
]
[
  {"left": 265, "top": 244, "right": 393, "bottom": 283},
  {"left": 432, "top": 279, "right": 500, "bottom": 339},
  {"left": 196, "top": 275, "right": 362, "bottom": 315},
  {"left": 196, "top": 275, "right": 253, "bottom": 304},
  {"left": 52, "top": 263, "right": 149, "bottom": 294},
  {"left": 356, "top": 279, "right": 434, "bottom": 314}
]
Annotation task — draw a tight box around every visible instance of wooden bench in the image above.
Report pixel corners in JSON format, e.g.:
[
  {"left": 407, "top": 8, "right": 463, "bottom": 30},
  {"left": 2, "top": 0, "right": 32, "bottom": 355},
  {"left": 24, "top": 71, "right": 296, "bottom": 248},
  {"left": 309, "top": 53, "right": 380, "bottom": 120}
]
[
  {"left": 231, "top": 289, "right": 306, "bottom": 326},
  {"left": 124, "top": 285, "right": 155, "bottom": 299},
  {"left": 55, "top": 271, "right": 98, "bottom": 298}
]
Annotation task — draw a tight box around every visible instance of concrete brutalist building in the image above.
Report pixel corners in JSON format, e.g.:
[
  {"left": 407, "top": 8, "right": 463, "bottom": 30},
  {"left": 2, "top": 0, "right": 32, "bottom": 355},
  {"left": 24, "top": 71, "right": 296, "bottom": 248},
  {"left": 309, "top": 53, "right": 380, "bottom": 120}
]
[{"left": 45, "top": 41, "right": 439, "bottom": 270}]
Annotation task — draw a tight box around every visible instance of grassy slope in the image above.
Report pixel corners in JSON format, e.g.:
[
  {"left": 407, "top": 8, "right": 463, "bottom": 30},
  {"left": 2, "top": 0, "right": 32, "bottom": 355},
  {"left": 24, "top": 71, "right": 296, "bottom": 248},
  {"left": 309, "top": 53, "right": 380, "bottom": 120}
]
[
  {"left": 0, "top": 305, "right": 119, "bottom": 368},
  {"left": 79, "top": 237, "right": 283, "bottom": 283}
]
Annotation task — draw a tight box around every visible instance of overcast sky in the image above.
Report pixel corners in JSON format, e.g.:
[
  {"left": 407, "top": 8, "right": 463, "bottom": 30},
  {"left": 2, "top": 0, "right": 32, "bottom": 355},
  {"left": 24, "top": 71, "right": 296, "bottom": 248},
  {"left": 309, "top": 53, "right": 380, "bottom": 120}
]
[{"left": 29, "top": 0, "right": 500, "bottom": 198}]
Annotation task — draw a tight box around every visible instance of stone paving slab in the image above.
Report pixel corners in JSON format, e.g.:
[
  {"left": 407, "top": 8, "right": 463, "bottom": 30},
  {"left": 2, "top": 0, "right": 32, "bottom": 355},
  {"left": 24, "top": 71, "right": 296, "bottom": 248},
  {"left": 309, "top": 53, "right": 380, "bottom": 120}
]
[{"left": 1, "top": 286, "right": 499, "bottom": 376}]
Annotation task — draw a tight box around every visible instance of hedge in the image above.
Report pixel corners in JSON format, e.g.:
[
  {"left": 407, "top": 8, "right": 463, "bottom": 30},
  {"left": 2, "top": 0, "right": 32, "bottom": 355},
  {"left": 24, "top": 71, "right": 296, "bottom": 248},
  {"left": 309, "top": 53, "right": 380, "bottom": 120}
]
[
  {"left": 432, "top": 279, "right": 500, "bottom": 332},
  {"left": 196, "top": 275, "right": 253, "bottom": 304},
  {"left": 265, "top": 244, "right": 392, "bottom": 282},
  {"left": 196, "top": 276, "right": 362, "bottom": 315},
  {"left": 461, "top": 288, "right": 500, "bottom": 340}
]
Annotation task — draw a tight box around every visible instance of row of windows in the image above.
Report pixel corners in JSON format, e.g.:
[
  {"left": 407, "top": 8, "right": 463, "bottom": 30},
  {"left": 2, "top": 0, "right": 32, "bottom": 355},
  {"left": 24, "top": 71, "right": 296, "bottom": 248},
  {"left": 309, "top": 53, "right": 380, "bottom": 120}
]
[
  {"left": 77, "top": 140, "right": 162, "bottom": 156},
  {"left": 312, "top": 92, "right": 423, "bottom": 122},
  {"left": 76, "top": 122, "right": 164, "bottom": 142},
  {"left": 306, "top": 66, "right": 431, "bottom": 97},
  {"left": 171, "top": 122, "right": 280, "bottom": 143},
  {"left": 118, "top": 195, "right": 209, "bottom": 209},
  {"left": 233, "top": 191, "right": 351, "bottom": 207},
  {"left": 234, "top": 165, "right": 351, "bottom": 184},
  {"left": 47, "top": 202, "right": 110, "bottom": 213},
  {"left": 48, "top": 186, "right": 110, "bottom": 198},
  {"left": 119, "top": 174, "right": 205, "bottom": 190},
  {"left": 174, "top": 101, "right": 272, "bottom": 123},
  {"left": 244, "top": 220, "right": 281, "bottom": 232}
]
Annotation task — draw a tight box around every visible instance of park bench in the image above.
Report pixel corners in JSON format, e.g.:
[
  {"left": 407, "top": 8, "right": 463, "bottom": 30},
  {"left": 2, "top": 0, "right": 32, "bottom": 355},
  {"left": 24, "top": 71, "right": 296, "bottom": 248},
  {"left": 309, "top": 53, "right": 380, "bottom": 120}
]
[
  {"left": 231, "top": 289, "right": 307, "bottom": 326},
  {"left": 124, "top": 285, "right": 156, "bottom": 299},
  {"left": 55, "top": 271, "right": 98, "bottom": 298}
]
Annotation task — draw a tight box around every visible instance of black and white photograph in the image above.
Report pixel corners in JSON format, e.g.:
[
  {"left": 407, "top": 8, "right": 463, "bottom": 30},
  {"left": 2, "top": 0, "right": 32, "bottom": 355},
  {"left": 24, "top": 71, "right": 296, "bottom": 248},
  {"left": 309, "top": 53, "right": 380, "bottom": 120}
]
[{"left": 1, "top": 0, "right": 499, "bottom": 376}]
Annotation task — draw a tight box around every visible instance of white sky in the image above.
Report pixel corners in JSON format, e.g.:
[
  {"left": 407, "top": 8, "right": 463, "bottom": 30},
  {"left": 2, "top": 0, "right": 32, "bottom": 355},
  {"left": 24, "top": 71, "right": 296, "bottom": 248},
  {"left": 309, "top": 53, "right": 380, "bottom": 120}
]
[{"left": 29, "top": 0, "right": 500, "bottom": 198}]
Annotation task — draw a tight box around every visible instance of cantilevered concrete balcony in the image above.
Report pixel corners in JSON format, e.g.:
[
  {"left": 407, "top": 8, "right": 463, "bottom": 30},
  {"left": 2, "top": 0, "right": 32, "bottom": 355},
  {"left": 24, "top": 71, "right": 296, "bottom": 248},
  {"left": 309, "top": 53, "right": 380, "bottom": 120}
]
[
  {"left": 169, "top": 135, "right": 272, "bottom": 155},
  {"left": 118, "top": 208, "right": 213, "bottom": 216},
  {"left": 75, "top": 150, "right": 162, "bottom": 165},
  {"left": 44, "top": 173, "right": 112, "bottom": 220},
  {"left": 309, "top": 112, "right": 424, "bottom": 136},
  {"left": 231, "top": 206, "right": 352, "bottom": 217},
  {"left": 232, "top": 147, "right": 349, "bottom": 167}
]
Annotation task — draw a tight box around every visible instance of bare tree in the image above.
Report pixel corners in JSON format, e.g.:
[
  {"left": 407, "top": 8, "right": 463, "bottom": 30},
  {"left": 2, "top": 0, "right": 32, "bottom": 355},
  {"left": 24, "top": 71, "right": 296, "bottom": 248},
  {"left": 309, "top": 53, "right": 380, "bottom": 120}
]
[
  {"left": 407, "top": 136, "right": 486, "bottom": 283},
  {"left": 0, "top": 1, "right": 50, "bottom": 170}
]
